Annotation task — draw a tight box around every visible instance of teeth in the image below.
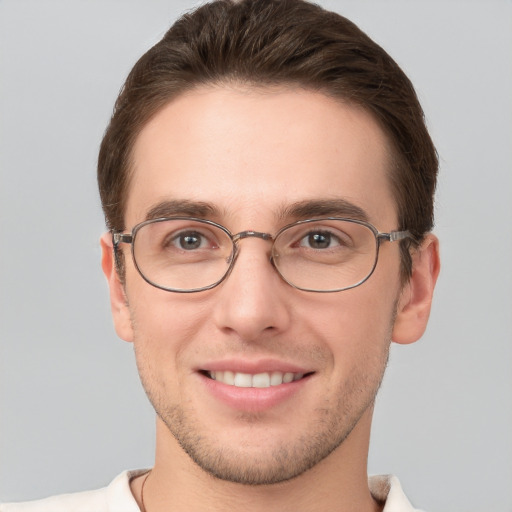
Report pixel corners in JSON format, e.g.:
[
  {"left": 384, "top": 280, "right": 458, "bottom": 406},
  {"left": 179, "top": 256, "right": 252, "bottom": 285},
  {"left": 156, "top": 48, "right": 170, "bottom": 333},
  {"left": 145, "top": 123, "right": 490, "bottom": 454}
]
[
  {"left": 223, "top": 370, "right": 235, "bottom": 385},
  {"left": 252, "top": 373, "right": 270, "bottom": 388},
  {"left": 270, "top": 372, "right": 284, "bottom": 386},
  {"left": 282, "top": 372, "right": 294, "bottom": 383},
  {"left": 208, "top": 370, "right": 306, "bottom": 388},
  {"left": 234, "top": 372, "right": 252, "bottom": 387}
]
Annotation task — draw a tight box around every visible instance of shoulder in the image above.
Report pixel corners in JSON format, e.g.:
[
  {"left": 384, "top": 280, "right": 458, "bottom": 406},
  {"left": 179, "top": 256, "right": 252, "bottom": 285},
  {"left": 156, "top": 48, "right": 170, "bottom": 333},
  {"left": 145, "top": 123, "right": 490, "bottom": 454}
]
[
  {"left": 0, "top": 487, "right": 109, "bottom": 512},
  {"left": 0, "top": 470, "right": 147, "bottom": 512},
  {"left": 369, "top": 475, "right": 425, "bottom": 512}
]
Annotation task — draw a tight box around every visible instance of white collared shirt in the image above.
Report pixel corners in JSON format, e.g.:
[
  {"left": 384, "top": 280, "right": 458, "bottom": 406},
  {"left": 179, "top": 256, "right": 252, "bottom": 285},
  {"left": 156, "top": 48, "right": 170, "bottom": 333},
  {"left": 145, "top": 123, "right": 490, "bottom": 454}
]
[{"left": 1, "top": 470, "right": 423, "bottom": 511}]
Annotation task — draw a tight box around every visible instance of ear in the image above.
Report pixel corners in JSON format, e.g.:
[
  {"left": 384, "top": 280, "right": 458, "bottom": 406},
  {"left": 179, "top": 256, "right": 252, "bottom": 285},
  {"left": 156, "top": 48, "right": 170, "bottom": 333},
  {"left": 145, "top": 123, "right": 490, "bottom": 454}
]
[
  {"left": 100, "top": 232, "right": 134, "bottom": 342},
  {"left": 392, "top": 234, "right": 440, "bottom": 344}
]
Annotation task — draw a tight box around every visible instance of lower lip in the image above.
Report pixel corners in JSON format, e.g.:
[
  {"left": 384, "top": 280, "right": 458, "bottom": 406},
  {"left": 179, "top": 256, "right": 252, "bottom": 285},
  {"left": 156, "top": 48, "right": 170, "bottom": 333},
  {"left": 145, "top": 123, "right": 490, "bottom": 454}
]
[{"left": 200, "top": 373, "right": 311, "bottom": 412}]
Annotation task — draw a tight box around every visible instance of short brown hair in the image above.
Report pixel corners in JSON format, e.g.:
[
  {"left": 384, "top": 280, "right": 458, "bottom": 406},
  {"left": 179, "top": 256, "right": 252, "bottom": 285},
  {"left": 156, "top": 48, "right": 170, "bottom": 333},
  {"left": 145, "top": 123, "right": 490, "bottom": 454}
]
[{"left": 98, "top": 0, "right": 438, "bottom": 279}]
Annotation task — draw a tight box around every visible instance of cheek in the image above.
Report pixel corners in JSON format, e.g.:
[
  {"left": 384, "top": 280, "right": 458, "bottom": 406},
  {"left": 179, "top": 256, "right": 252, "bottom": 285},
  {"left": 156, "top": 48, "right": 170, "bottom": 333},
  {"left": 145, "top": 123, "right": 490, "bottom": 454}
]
[
  {"left": 126, "top": 279, "right": 211, "bottom": 364},
  {"left": 298, "top": 286, "right": 398, "bottom": 367},
  {"left": 128, "top": 296, "right": 209, "bottom": 408}
]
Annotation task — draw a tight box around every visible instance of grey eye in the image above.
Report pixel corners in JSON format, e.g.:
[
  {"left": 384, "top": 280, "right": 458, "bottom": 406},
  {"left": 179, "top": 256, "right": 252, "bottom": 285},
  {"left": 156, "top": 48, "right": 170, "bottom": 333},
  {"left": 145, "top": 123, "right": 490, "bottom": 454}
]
[
  {"left": 167, "top": 230, "right": 210, "bottom": 251},
  {"left": 300, "top": 231, "right": 340, "bottom": 249},
  {"left": 178, "top": 232, "right": 203, "bottom": 250}
]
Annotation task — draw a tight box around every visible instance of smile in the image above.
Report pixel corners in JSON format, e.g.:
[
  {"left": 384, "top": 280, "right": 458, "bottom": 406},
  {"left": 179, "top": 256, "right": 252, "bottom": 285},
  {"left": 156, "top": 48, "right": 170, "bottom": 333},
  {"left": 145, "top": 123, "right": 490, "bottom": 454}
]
[{"left": 206, "top": 370, "right": 307, "bottom": 388}]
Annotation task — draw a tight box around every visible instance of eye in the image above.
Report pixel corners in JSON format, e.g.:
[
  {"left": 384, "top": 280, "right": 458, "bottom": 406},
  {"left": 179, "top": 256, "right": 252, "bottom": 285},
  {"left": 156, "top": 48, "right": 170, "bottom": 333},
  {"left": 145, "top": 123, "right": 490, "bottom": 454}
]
[
  {"left": 169, "top": 230, "right": 213, "bottom": 251},
  {"left": 299, "top": 230, "right": 343, "bottom": 249}
]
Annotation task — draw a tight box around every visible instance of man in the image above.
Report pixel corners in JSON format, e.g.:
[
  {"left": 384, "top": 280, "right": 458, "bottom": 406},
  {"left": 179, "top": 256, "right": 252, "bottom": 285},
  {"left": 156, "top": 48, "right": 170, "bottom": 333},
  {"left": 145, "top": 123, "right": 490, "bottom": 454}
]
[{"left": 1, "top": 0, "right": 440, "bottom": 510}]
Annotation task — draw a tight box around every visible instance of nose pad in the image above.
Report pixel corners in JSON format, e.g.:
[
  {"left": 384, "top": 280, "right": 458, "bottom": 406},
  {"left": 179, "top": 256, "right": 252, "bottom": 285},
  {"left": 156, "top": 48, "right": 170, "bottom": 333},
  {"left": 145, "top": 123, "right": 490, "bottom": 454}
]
[
  {"left": 224, "top": 238, "right": 274, "bottom": 282},
  {"left": 224, "top": 230, "right": 274, "bottom": 277},
  {"left": 225, "top": 245, "right": 237, "bottom": 266},
  {"left": 212, "top": 237, "right": 291, "bottom": 340}
]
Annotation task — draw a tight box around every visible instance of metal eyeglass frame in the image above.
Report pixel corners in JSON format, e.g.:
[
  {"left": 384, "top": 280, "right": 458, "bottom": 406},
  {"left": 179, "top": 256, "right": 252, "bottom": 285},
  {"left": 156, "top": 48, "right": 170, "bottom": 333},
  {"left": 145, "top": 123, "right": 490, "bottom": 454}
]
[{"left": 112, "top": 216, "right": 412, "bottom": 293}]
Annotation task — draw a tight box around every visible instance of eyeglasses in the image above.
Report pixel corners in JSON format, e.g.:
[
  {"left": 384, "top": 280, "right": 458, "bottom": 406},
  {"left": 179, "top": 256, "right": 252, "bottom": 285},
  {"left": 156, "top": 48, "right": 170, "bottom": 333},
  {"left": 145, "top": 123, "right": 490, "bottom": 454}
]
[{"left": 113, "top": 217, "right": 411, "bottom": 293}]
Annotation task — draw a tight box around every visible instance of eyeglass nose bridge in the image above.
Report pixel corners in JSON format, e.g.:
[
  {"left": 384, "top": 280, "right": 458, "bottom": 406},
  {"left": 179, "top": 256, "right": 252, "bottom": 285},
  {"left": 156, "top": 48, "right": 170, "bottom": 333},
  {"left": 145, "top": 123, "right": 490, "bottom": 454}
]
[
  {"left": 226, "top": 230, "right": 276, "bottom": 268},
  {"left": 232, "top": 230, "right": 274, "bottom": 243}
]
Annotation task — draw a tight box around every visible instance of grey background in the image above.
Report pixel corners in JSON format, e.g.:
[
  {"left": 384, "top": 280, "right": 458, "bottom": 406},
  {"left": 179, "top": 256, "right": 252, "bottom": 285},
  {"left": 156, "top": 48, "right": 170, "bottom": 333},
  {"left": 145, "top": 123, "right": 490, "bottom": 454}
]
[{"left": 1, "top": 1, "right": 511, "bottom": 510}]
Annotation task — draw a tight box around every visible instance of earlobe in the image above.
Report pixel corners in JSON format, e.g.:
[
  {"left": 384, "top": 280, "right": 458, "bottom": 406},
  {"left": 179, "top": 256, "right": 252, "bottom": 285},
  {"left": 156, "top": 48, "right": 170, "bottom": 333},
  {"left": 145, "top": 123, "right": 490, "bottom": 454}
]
[
  {"left": 392, "top": 234, "right": 440, "bottom": 344},
  {"left": 100, "top": 232, "right": 134, "bottom": 342}
]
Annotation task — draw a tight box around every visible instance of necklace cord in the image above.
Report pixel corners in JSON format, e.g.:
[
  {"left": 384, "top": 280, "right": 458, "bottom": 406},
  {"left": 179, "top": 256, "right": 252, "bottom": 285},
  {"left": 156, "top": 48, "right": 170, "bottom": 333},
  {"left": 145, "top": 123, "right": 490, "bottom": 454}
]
[{"left": 140, "top": 471, "right": 151, "bottom": 512}]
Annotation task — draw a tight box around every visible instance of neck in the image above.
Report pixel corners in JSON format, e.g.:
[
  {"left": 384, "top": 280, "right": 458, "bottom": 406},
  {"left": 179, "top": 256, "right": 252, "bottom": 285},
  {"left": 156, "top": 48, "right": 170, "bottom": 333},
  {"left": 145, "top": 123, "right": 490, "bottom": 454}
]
[{"left": 132, "top": 410, "right": 382, "bottom": 512}]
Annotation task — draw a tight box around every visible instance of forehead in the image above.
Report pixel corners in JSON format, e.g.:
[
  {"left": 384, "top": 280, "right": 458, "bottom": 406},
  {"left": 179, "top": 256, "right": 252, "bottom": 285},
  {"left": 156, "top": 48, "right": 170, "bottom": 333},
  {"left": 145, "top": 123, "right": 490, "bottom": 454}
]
[{"left": 127, "top": 85, "right": 396, "bottom": 229}]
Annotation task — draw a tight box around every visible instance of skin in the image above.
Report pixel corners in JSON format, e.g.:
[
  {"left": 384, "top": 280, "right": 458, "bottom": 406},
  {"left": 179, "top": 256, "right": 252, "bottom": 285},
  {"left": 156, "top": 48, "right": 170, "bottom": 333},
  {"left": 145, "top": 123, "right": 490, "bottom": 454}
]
[{"left": 101, "top": 86, "right": 440, "bottom": 512}]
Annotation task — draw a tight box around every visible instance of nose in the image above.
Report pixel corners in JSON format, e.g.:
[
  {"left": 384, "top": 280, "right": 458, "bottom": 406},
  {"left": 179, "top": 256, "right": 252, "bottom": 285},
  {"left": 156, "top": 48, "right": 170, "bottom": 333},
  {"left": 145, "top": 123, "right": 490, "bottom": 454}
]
[{"left": 212, "top": 237, "right": 292, "bottom": 342}]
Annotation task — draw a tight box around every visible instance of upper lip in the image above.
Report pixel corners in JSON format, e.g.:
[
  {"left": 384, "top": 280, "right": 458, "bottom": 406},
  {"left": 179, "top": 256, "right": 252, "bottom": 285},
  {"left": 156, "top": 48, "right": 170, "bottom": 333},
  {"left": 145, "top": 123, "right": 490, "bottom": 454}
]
[{"left": 196, "top": 358, "right": 313, "bottom": 374}]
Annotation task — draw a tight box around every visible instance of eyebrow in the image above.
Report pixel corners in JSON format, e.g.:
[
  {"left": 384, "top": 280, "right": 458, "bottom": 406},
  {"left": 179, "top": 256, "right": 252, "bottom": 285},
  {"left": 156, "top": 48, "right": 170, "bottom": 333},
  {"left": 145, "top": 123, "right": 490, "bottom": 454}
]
[
  {"left": 279, "top": 199, "right": 370, "bottom": 223},
  {"left": 145, "top": 200, "right": 221, "bottom": 221},
  {"left": 143, "top": 198, "right": 369, "bottom": 224}
]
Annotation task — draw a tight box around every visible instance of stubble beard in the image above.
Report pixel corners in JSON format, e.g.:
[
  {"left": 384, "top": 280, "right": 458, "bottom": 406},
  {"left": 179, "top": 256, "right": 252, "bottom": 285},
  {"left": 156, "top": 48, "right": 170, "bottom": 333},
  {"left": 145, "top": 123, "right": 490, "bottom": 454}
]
[{"left": 133, "top": 334, "right": 391, "bottom": 486}]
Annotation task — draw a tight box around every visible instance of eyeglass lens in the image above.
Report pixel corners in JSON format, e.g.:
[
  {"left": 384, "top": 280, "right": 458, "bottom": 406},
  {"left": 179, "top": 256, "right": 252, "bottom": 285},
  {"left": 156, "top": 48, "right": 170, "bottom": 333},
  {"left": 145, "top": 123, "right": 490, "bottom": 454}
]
[{"left": 131, "top": 218, "right": 379, "bottom": 292}]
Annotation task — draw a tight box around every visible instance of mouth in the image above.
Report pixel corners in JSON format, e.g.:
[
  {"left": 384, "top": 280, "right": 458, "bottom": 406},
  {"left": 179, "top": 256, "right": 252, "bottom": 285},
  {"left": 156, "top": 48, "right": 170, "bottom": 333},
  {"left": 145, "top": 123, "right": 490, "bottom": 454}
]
[{"left": 201, "top": 370, "right": 313, "bottom": 388}]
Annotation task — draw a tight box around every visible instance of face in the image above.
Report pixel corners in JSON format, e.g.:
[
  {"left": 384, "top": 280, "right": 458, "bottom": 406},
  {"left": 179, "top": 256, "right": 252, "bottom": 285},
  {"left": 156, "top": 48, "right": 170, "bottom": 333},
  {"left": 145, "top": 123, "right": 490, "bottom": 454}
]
[{"left": 104, "top": 86, "right": 426, "bottom": 485}]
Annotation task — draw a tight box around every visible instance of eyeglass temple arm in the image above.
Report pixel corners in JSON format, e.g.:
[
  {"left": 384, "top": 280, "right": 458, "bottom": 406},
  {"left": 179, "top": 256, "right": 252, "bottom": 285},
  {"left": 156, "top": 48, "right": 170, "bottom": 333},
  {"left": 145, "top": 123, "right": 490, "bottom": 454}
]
[
  {"left": 112, "top": 233, "right": 133, "bottom": 247},
  {"left": 378, "top": 230, "right": 412, "bottom": 243}
]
